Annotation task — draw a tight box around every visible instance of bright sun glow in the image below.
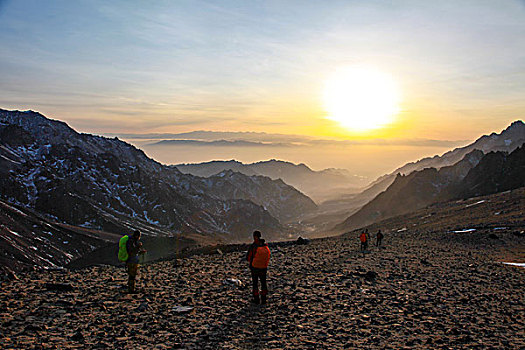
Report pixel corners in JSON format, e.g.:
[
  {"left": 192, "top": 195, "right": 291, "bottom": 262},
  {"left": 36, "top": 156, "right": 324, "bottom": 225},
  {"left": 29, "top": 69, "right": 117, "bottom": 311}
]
[{"left": 324, "top": 65, "right": 400, "bottom": 132}]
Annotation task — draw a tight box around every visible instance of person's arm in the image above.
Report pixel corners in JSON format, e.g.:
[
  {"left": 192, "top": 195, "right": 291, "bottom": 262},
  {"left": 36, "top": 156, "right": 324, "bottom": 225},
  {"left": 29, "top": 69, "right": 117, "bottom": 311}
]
[{"left": 246, "top": 244, "right": 254, "bottom": 263}]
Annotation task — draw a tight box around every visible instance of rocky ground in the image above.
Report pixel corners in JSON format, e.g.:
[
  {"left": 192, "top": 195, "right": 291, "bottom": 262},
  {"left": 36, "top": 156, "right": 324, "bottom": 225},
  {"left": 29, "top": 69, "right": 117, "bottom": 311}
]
[
  {"left": 1, "top": 226, "right": 524, "bottom": 349},
  {"left": 1, "top": 188, "right": 524, "bottom": 349}
]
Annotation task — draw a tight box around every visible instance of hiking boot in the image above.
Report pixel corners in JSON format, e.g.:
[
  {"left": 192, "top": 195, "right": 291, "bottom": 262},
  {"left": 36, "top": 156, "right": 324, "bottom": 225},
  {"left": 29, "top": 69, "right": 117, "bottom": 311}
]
[{"left": 252, "top": 295, "right": 260, "bottom": 304}]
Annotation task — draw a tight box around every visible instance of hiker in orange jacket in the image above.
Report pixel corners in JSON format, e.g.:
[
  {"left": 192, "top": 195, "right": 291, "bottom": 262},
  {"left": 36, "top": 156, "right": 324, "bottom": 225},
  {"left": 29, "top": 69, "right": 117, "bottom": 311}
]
[
  {"left": 360, "top": 230, "right": 368, "bottom": 252},
  {"left": 246, "top": 230, "right": 271, "bottom": 304}
]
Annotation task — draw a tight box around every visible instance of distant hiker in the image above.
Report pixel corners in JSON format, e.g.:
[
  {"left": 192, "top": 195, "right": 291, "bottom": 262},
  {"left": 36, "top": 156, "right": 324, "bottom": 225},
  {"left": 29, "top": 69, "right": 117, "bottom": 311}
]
[
  {"left": 246, "top": 230, "right": 271, "bottom": 304},
  {"left": 376, "top": 229, "right": 384, "bottom": 247},
  {"left": 120, "top": 230, "right": 147, "bottom": 293},
  {"left": 360, "top": 230, "right": 368, "bottom": 253}
]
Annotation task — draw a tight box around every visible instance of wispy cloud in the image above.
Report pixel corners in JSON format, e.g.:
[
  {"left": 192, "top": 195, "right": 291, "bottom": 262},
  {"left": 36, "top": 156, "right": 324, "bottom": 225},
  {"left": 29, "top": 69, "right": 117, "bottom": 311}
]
[
  {"left": 150, "top": 139, "right": 291, "bottom": 148},
  {"left": 103, "top": 130, "right": 316, "bottom": 142},
  {"left": 117, "top": 130, "right": 468, "bottom": 148}
]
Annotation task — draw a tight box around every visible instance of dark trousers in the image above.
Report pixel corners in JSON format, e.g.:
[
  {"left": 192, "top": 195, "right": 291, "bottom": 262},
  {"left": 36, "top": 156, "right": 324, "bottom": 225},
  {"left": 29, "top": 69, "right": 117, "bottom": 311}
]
[
  {"left": 250, "top": 267, "right": 268, "bottom": 296},
  {"left": 127, "top": 263, "right": 139, "bottom": 292},
  {"left": 376, "top": 238, "right": 382, "bottom": 247}
]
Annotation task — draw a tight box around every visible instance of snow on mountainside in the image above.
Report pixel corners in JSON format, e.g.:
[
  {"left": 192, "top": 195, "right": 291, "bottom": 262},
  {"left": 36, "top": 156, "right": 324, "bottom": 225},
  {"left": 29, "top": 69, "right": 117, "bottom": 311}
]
[
  {"left": 0, "top": 198, "right": 122, "bottom": 277},
  {"left": 0, "top": 109, "right": 314, "bottom": 246}
]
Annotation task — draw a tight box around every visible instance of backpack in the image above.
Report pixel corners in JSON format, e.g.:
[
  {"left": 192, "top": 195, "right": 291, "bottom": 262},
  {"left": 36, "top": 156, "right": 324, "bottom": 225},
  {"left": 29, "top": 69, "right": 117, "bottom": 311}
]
[
  {"left": 360, "top": 233, "right": 367, "bottom": 243},
  {"left": 118, "top": 235, "right": 129, "bottom": 262},
  {"left": 252, "top": 245, "right": 271, "bottom": 269}
]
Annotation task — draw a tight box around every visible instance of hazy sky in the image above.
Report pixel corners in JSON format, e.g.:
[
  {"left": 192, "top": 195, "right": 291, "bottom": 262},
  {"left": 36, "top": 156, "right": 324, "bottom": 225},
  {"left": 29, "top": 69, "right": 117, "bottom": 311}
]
[{"left": 1, "top": 1, "right": 524, "bottom": 175}]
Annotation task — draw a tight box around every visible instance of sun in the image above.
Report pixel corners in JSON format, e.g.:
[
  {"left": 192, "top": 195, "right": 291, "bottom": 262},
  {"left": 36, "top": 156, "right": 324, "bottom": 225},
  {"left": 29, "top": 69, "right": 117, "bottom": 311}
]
[{"left": 323, "top": 65, "right": 400, "bottom": 132}]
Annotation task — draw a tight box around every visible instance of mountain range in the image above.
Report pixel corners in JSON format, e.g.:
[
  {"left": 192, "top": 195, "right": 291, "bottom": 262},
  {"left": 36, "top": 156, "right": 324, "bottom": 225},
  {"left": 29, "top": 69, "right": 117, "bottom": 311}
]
[
  {"left": 175, "top": 159, "right": 366, "bottom": 202},
  {"left": 0, "top": 109, "right": 316, "bottom": 246},
  {"left": 314, "top": 120, "right": 525, "bottom": 233},
  {"left": 1, "top": 107, "right": 524, "bottom": 276},
  {"left": 335, "top": 144, "right": 525, "bottom": 232}
]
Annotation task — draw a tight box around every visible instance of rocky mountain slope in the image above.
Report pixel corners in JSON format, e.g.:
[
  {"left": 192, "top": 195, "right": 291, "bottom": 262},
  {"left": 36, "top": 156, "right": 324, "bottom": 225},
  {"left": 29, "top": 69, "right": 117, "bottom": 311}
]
[
  {"left": 450, "top": 145, "right": 525, "bottom": 199},
  {"left": 0, "top": 198, "right": 203, "bottom": 278},
  {"left": 201, "top": 170, "right": 317, "bottom": 223},
  {"left": 0, "top": 199, "right": 121, "bottom": 276},
  {"left": 335, "top": 145, "right": 524, "bottom": 232},
  {"left": 395, "top": 120, "right": 525, "bottom": 176},
  {"left": 0, "top": 109, "right": 318, "bottom": 255},
  {"left": 315, "top": 121, "right": 525, "bottom": 232},
  {"left": 372, "top": 119, "right": 524, "bottom": 194},
  {"left": 1, "top": 188, "right": 523, "bottom": 349},
  {"left": 176, "top": 159, "right": 366, "bottom": 202}
]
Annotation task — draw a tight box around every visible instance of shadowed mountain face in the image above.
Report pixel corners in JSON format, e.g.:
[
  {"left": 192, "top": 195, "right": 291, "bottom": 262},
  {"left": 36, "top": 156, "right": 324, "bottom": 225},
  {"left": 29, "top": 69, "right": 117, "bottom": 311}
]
[
  {"left": 0, "top": 199, "right": 122, "bottom": 276},
  {"left": 334, "top": 150, "right": 485, "bottom": 231},
  {"left": 393, "top": 120, "right": 525, "bottom": 176},
  {"left": 336, "top": 145, "right": 525, "bottom": 232},
  {"left": 317, "top": 120, "right": 525, "bottom": 231},
  {"left": 201, "top": 170, "right": 317, "bottom": 223},
  {"left": 0, "top": 109, "right": 316, "bottom": 245},
  {"left": 450, "top": 145, "right": 525, "bottom": 199},
  {"left": 176, "top": 159, "right": 365, "bottom": 202},
  {"left": 0, "top": 197, "right": 201, "bottom": 278}
]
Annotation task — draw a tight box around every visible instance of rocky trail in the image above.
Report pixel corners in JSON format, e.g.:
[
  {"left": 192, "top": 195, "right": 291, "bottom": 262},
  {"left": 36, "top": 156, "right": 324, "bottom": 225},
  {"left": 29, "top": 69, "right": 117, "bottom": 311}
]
[{"left": 1, "top": 225, "right": 524, "bottom": 349}]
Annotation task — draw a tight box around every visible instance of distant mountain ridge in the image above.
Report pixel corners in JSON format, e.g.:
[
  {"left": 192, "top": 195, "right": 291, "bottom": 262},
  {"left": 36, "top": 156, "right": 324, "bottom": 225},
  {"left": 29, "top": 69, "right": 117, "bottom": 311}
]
[
  {"left": 394, "top": 120, "right": 525, "bottom": 175},
  {"left": 449, "top": 145, "right": 525, "bottom": 199},
  {"left": 335, "top": 145, "right": 525, "bottom": 232},
  {"left": 175, "top": 159, "right": 367, "bottom": 202},
  {"left": 201, "top": 170, "right": 317, "bottom": 223},
  {"left": 0, "top": 109, "right": 315, "bottom": 243},
  {"left": 319, "top": 120, "right": 525, "bottom": 229}
]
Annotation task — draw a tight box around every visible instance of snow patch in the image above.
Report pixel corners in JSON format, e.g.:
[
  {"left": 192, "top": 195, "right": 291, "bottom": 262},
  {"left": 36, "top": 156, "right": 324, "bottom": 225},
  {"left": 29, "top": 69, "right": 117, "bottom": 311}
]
[
  {"left": 466, "top": 200, "right": 485, "bottom": 208},
  {"left": 452, "top": 229, "right": 476, "bottom": 233},
  {"left": 6, "top": 228, "right": 22, "bottom": 237},
  {"left": 0, "top": 154, "right": 22, "bottom": 164},
  {"left": 502, "top": 262, "right": 525, "bottom": 267}
]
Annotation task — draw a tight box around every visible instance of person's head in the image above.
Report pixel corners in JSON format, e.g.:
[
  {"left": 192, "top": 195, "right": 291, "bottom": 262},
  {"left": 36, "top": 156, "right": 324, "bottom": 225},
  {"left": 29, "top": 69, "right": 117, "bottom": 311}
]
[
  {"left": 253, "top": 230, "right": 261, "bottom": 242},
  {"left": 133, "top": 230, "right": 141, "bottom": 240}
]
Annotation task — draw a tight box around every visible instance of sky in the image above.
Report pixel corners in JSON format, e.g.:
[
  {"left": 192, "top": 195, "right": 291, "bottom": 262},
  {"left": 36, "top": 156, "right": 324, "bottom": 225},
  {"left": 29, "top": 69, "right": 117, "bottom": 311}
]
[{"left": 1, "top": 0, "right": 524, "bottom": 178}]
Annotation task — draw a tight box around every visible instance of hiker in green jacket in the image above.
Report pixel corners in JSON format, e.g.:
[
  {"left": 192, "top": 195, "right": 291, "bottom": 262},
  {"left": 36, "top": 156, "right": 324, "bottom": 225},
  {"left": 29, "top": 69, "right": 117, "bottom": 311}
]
[{"left": 126, "top": 230, "right": 147, "bottom": 293}]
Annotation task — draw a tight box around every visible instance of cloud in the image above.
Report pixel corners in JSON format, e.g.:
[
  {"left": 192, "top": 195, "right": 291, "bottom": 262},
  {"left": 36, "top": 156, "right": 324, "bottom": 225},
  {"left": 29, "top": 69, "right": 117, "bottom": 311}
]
[
  {"left": 149, "top": 139, "right": 292, "bottom": 148},
  {"left": 104, "top": 130, "right": 315, "bottom": 142},
  {"left": 309, "top": 138, "right": 470, "bottom": 148},
  {"left": 118, "top": 130, "right": 468, "bottom": 148}
]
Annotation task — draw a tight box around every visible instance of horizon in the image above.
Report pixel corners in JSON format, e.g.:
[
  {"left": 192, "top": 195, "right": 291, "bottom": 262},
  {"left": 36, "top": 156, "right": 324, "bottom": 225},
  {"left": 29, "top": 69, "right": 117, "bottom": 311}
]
[
  {"left": 2, "top": 108, "right": 523, "bottom": 180},
  {"left": 1, "top": 1, "right": 524, "bottom": 177}
]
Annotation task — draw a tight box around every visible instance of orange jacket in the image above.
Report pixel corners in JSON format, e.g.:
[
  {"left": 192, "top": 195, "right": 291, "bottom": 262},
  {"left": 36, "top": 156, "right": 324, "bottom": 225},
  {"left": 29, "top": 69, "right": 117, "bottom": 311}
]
[{"left": 251, "top": 245, "right": 271, "bottom": 269}]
